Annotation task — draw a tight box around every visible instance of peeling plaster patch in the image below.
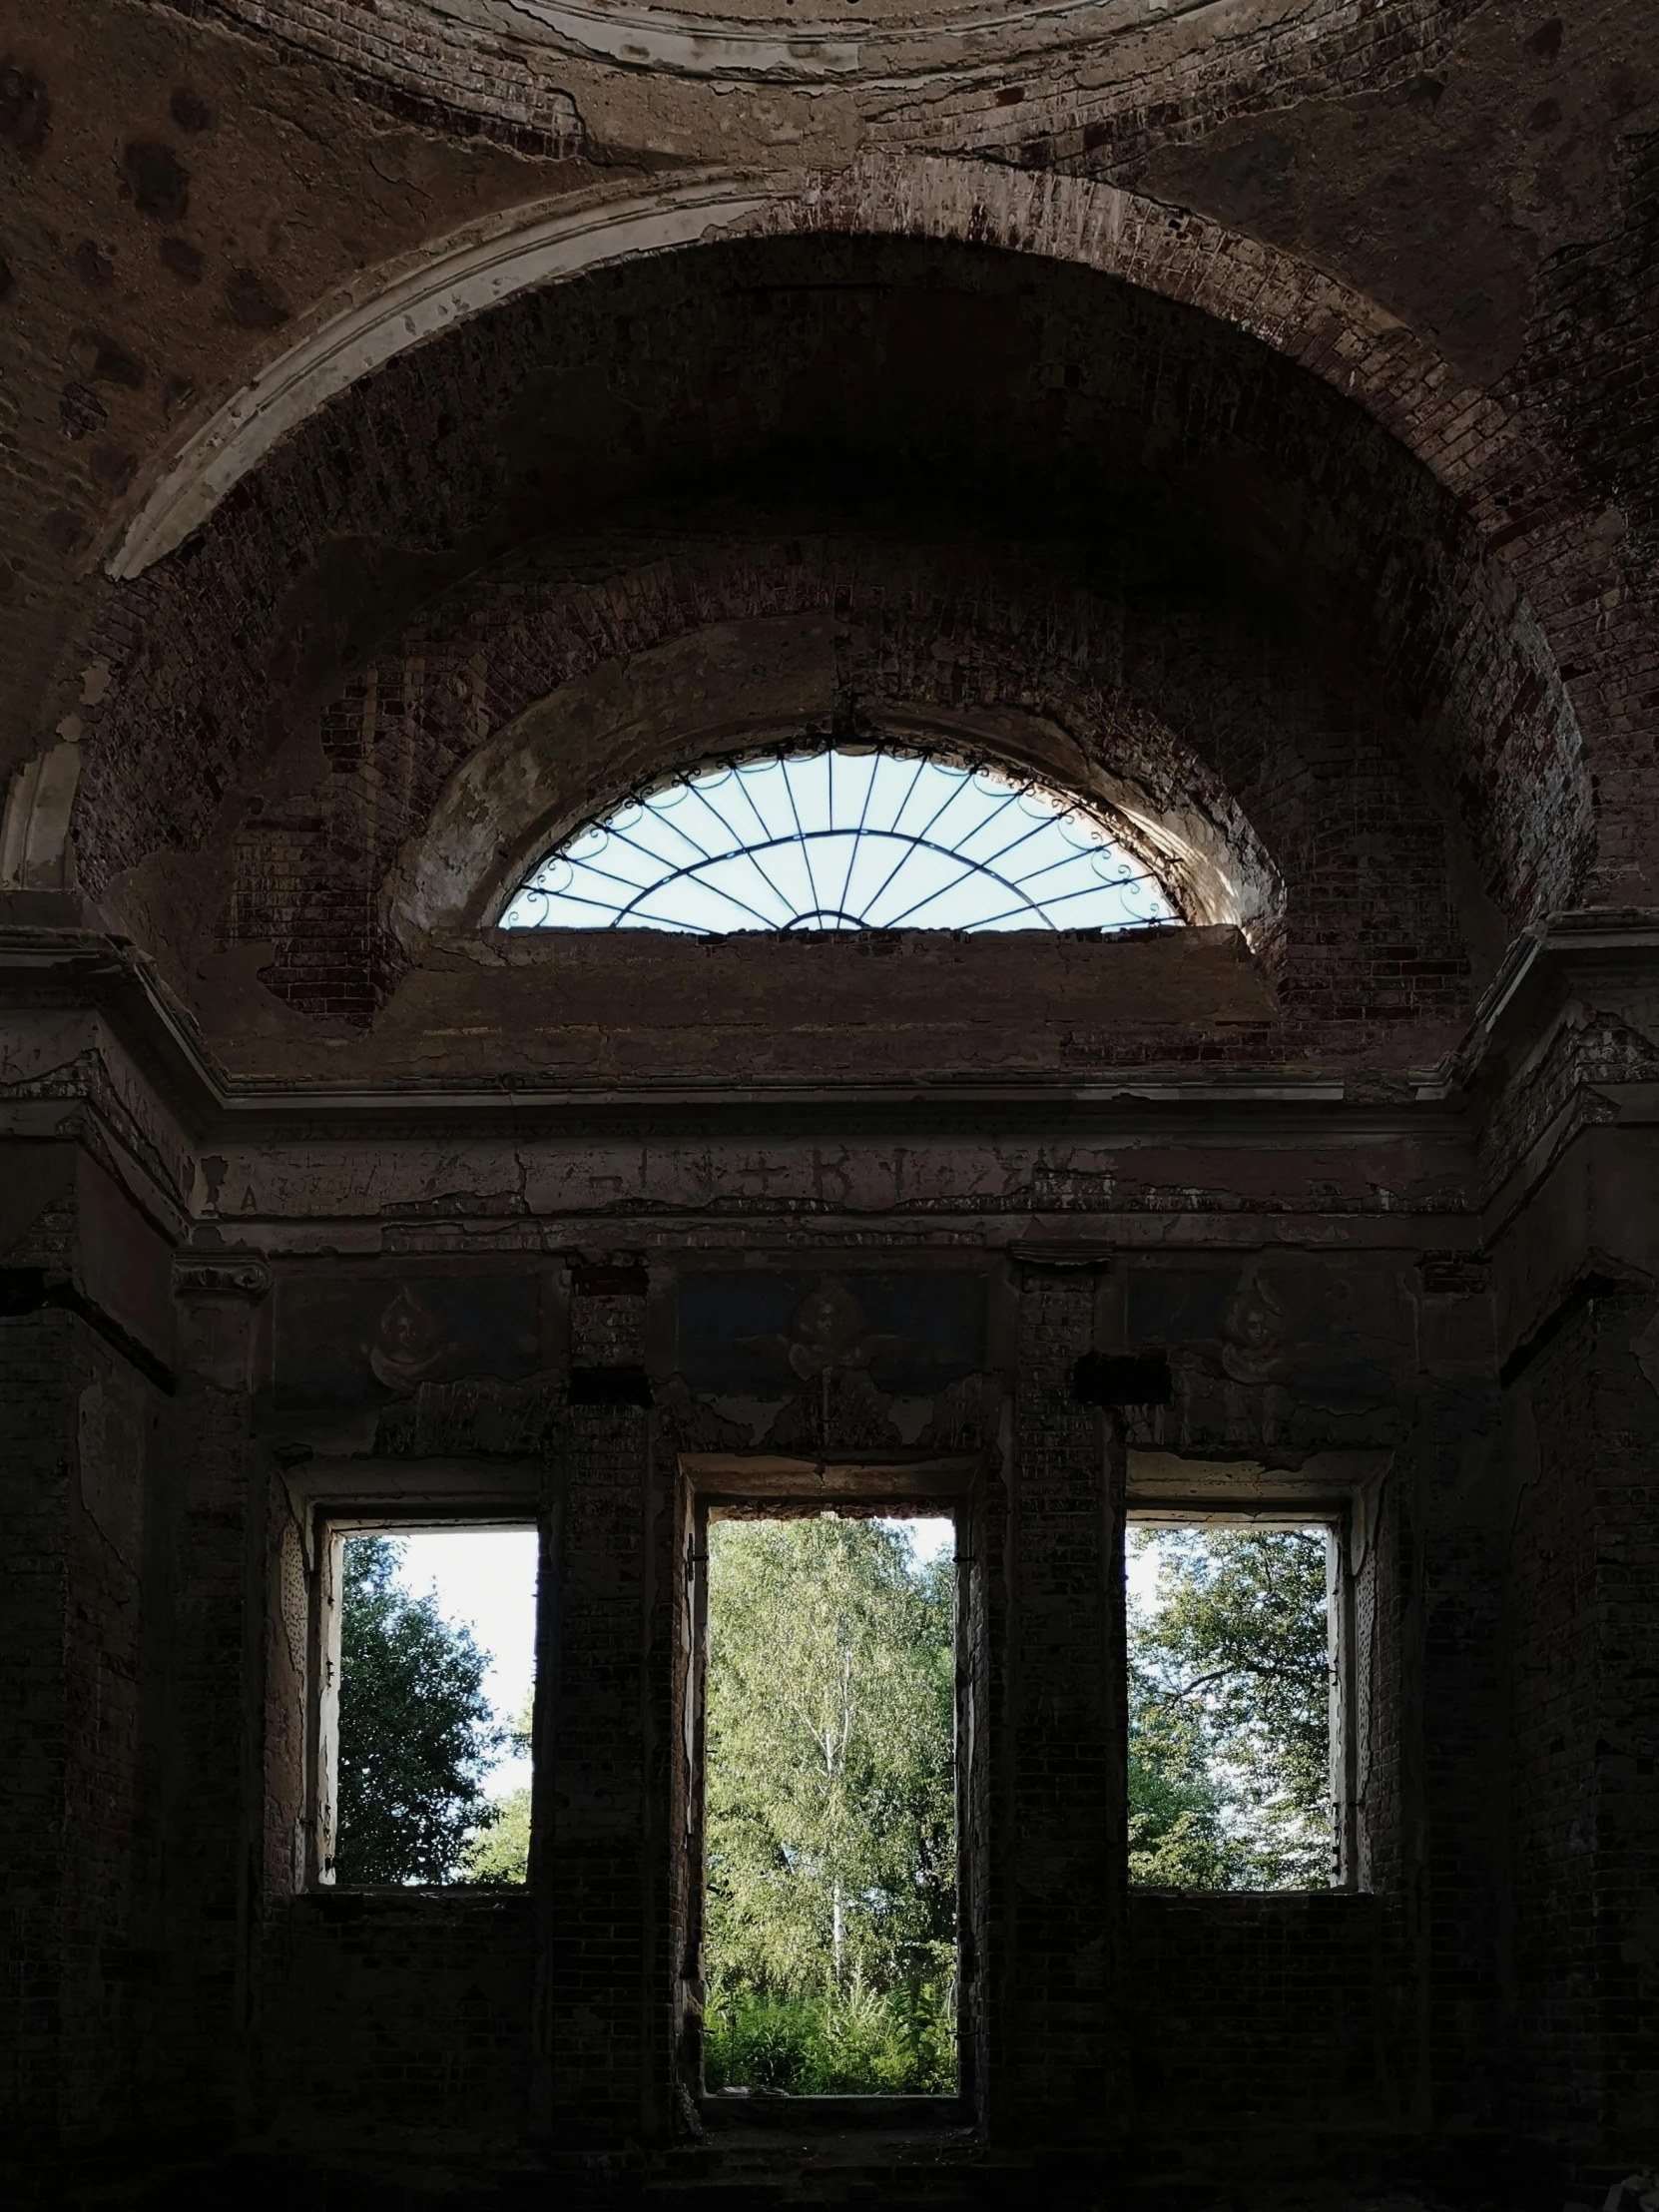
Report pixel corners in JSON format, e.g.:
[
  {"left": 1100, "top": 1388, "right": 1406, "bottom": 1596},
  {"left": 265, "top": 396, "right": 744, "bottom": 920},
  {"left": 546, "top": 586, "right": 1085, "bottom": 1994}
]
[
  {"left": 230, "top": 0, "right": 1251, "bottom": 92},
  {"left": 1, "top": 742, "right": 82, "bottom": 890},
  {"left": 500, "top": 0, "right": 862, "bottom": 79}
]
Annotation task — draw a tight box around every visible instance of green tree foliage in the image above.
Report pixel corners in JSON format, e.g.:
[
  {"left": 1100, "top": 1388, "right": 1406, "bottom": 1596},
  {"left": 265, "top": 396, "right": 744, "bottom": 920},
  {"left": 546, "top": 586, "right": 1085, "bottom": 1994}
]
[
  {"left": 336, "top": 1535, "right": 506, "bottom": 1885},
  {"left": 464, "top": 1696, "right": 534, "bottom": 1886},
  {"left": 1127, "top": 1525, "right": 1332, "bottom": 1891},
  {"left": 703, "top": 1516, "right": 956, "bottom": 2093},
  {"left": 465, "top": 1787, "right": 530, "bottom": 1884}
]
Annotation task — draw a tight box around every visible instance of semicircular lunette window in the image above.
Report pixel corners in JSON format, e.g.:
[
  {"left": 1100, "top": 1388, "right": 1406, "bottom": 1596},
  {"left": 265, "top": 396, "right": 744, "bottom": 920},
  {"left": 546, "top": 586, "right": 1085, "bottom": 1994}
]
[{"left": 500, "top": 750, "right": 1179, "bottom": 935}]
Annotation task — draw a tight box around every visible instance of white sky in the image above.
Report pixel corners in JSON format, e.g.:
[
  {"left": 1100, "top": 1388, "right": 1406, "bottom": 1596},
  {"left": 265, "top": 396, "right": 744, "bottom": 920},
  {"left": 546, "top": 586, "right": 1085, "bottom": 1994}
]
[
  {"left": 882, "top": 1514, "right": 955, "bottom": 1566},
  {"left": 395, "top": 1528, "right": 539, "bottom": 1801},
  {"left": 1126, "top": 1534, "right": 1161, "bottom": 1613}
]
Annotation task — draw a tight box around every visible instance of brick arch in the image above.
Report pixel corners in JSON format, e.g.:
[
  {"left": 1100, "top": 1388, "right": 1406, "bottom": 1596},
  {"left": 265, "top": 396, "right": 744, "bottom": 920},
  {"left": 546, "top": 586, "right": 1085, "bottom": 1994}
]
[
  {"left": 225, "top": 533, "right": 1468, "bottom": 1050},
  {"left": 69, "top": 198, "right": 1599, "bottom": 986},
  {"left": 380, "top": 610, "right": 1281, "bottom": 948},
  {"left": 108, "top": 155, "right": 1580, "bottom": 590}
]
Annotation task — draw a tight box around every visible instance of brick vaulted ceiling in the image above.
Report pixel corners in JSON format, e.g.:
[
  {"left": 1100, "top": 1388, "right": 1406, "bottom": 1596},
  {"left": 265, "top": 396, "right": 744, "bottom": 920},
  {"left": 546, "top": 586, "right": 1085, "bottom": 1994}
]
[{"left": 2, "top": 0, "right": 1656, "bottom": 1058}]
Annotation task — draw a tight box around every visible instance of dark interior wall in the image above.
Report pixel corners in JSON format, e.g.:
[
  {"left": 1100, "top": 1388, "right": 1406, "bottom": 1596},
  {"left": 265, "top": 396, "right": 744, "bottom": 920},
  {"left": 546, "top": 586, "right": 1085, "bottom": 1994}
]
[
  {"left": 264, "top": 1891, "right": 536, "bottom": 2153},
  {"left": 0, "top": 1310, "right": 82, "bottom": 2143},
  {"left": 544, "top": 1402, "right": 658, "bottom": 2146},
  {"left": 0, "top": 1307, "right": 168, "bottom": 2155},
  {"left": 1590, "top": 1300, "right": 1659, "bottom": 2151},
  {"left": 59, "top": 1347, "right": 156, "bottom": 2145},
  {"left": 0, "top": 1147, "right": 181, "bottom": 2157},
  {"left": 1476, "top": 1082, "right": 1659, "bottom": 2165},
  {"left": 227, "top": 1247, "right": 1410, "bottom": 2175},
  {"left": 1505, "top": 1300, "right": 1605, "bottom": 2144},
  {"left": 1426, "top": 1388, "right": 1508, "bottom": 2125},
  {"left": 194, "top": 528, "right": 1474, "bottom": 1052},
  {"left": 994, "top": 1270, "right": 1120, "bottom": 2141},
  {"left": 1125, "top": 1894, "right": 1383, "bottom": 2146},
  {"left": 3, "top": 1077, "right": 1656, "bottom": 2205},
  {"left": 1503, "top": 1279, "right": 1659, "bottom": 2156}
]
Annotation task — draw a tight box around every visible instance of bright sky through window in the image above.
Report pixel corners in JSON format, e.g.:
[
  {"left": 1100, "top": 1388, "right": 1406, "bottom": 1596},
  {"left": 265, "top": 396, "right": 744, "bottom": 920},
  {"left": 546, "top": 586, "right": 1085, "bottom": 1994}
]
[
  {"left": 500, "top": 750, "right": 1177, "bottom": 935},
  {"left": 396, "top": 1528, "right": 539, "bottom": 1801}
]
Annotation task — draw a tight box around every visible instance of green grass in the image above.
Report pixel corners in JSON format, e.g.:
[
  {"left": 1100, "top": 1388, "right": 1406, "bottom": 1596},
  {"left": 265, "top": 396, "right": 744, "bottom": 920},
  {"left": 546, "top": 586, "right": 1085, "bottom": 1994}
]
[{"left": 704, "top": 1978, "right": 956, "bottom": 2096}]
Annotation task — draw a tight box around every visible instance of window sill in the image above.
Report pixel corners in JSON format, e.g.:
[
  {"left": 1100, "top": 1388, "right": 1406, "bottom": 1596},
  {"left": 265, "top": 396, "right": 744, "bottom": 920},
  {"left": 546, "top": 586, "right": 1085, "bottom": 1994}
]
[
  {"left": 290, "top": 1885, "right": 534, "bottom": 1914},
  {"left": 699, "top": 2092, "right": 970, "bottom": 2133},
  {"left": 1128, "top": 1886, "right": 1372, "bottom": 1901}
]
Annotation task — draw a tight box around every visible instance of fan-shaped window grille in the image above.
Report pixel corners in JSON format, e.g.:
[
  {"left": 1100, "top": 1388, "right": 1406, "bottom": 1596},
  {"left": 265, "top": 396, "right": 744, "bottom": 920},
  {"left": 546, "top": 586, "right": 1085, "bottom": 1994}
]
[{"left": 500, "top": 750, "right": 1178, "bottom": 935}]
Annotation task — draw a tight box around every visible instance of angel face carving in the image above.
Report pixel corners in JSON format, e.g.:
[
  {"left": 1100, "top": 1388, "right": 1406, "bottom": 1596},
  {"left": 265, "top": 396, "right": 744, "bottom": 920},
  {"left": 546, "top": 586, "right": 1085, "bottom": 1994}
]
[
  {"left": 366, "top": 1285, "right": 462, "bottom": 1394},
  {"left": 1220, "top": 1272, "right": 1293, "bottom": 1386},
  {"left": 738, "top": 1277, "right": 910, "bottom": 1382}
]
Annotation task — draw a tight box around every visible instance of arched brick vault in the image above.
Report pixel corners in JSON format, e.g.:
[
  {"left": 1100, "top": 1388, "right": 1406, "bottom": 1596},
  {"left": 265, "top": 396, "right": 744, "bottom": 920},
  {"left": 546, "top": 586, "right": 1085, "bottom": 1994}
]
[
  {"left": 378, "top": 600, "right": 1278, "bottom": 944},
  {"left": 67, "top": 226, "right": 1584, "bottom": 1039},
  {"left": 76, "top": 154, "right": 1626, "bottom": 906},
  {"left": 255, "top": 533, "right": 1474, "bottom": 1058},
  {"left": 121, "top": 523, "right": 1475, "bottom": 1059}
]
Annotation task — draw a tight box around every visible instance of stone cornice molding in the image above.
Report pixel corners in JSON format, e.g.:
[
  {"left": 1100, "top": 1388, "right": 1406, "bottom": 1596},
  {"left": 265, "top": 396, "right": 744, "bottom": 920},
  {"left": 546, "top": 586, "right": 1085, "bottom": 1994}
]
[
  {"left": 0, "top": 920, "right": 1442, "bottom": 1139},
  {"left": 1437, "top": 909, "right": 1659, "bottom": 1092},
  {"left": 6, "top": 916, "right": 1658, "bottom": 1220}
]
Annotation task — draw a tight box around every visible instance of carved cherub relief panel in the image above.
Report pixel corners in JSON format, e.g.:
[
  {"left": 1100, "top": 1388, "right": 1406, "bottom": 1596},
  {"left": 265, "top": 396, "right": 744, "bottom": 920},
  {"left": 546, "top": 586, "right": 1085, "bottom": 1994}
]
[
  {"left": 1127, "top": 1260, "right": 1401, "bottom": 1454},
  {"left": 673, "top": 1271, "right": 987, "bottom": 1453}
]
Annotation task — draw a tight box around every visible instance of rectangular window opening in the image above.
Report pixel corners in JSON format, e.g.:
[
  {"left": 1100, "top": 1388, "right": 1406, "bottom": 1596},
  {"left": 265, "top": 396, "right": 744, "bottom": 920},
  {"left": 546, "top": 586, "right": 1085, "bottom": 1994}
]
[
  {"left": 701, "top": 1508, "right": 959, "bottom": 2097},
  {"left": 317, "top": 1521, "right": 540, "bottom": 1889},
  {"left": 1127, "top": 1514, "right": 1340, "bottom": 1893}
]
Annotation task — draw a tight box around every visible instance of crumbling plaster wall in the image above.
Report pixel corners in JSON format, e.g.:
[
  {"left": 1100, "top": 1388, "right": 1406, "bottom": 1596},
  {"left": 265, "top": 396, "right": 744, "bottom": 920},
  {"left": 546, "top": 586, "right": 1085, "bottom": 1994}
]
[
  {"left": 0, "top": 1303, "right": 173, "bottom": 2155},
  {"left": 1482, "top": 1091, "right": 1659, "bottom": 2156},
  {"left": 202, "top": 516, "right": 1471, "bottom": 1048},
  {"left": 3, "top": 936, "right": 1658, "bottom": 2196}
]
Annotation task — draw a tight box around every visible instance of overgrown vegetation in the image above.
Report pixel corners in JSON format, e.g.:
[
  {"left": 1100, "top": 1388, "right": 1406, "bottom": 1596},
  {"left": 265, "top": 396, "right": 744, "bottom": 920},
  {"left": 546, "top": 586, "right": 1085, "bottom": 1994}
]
[
  {"left": 1127, "top": 1525, "right": 1332, "bottom": 1892},
  {"left": 704, "top": 1979, "right": 956, "bottom": 2095},
  {"left": 702, "top": 1516, "right": 956, "bottom": 2095},
  {"left": 336, "top": 1535, "right": 508, "bottom": 1886}
]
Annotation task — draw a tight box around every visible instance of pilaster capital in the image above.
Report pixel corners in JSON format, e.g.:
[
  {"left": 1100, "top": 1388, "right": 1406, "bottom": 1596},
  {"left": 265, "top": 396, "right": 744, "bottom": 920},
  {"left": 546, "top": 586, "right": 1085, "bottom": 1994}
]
[{"left": 174, "top": 1256, "right": 272, "bottom": 1302}]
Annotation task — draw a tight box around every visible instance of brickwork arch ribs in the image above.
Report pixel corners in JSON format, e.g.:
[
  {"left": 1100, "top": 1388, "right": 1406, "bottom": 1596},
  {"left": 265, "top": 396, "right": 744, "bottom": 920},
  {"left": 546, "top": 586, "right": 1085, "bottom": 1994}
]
[{"left": 106, "top": 153, "right": 1579, "bottom": 602}]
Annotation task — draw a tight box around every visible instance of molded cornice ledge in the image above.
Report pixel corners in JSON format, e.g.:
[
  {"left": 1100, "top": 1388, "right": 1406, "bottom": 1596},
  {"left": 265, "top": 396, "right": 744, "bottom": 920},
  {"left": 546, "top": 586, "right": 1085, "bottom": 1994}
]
[
  {"left": 13, "top": 914, "right": 1659, "bottom": 1154},
  {"left": 1421, "top": 908, "right": 1659, "bottom": 1239},
  {"left": 1432, "top": 909, "right": 1659, "bottom": 1101},
  {"left": 0, "top": 923, "right": 1466, "bottom": 1144}
]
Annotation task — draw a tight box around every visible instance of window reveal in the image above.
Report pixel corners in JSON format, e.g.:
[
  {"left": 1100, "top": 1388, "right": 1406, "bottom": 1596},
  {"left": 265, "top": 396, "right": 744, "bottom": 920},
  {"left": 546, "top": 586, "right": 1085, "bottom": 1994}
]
[
  {"left": 701, "top": 1512, "right": 958, "bottom": 2095},
  {"left": 1126, "top": 1518, "right": 1339, "bottom": 1893},
  {"left": 317, "top": 1522, "right": 540, "bottom": 1889}
]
